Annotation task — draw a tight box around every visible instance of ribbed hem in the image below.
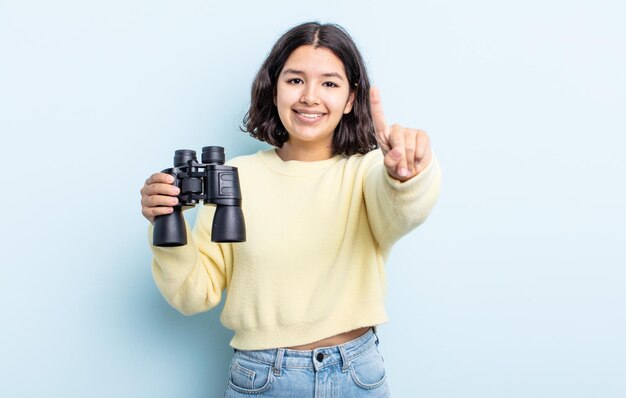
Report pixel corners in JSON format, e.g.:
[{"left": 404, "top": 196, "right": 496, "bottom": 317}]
[{"left": 227, "top": 301, "right": 388, "bottom": 350}]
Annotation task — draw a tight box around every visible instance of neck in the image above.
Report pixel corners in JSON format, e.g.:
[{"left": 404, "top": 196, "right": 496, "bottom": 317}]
[{"left": 276, "top": 141, "right": 333, "bottom": 162}]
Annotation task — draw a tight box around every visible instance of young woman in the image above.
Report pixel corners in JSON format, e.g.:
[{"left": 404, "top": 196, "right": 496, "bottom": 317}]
[{"left": 140, "top": 22, "right": 441, "bottom": 397}]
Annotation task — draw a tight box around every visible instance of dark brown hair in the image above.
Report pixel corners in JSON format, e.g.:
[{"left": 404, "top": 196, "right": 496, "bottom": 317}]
[{"left": 241, "top": 22, "right": 377, "bottom": 156}]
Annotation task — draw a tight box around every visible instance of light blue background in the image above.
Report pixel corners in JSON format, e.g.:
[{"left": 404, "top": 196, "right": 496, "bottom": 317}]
[{"left": 1, "top": 0, "right": 625, "bottom": 397}]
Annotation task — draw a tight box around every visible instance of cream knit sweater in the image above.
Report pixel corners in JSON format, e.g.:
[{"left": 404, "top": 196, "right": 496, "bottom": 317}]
[{"left": 149, "top": 148, "right": 441, "bottom": 350}]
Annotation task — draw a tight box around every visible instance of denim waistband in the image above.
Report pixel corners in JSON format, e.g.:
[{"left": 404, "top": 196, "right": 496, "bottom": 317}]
[{"left": 233, "top": 328, "right": 380, "bottom": 373}]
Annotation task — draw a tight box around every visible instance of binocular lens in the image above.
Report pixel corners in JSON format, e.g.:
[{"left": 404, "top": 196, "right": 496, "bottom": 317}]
[
  {"left": 174, "top": 150, "right": 197, "bottom": 167},
  {"left": 212, "top": 205, "right": 246, "bottom": 242},
  {"left": 202, "top": 146, "right": 225, "bottom": 164},
  {"left": 153, "top": 207, "right": 186, "bottom": 246}
]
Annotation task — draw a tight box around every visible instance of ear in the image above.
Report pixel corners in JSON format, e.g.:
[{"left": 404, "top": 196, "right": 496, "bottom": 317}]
[{"left": 343, "top": 90, "right": 356, "bottom": 114}]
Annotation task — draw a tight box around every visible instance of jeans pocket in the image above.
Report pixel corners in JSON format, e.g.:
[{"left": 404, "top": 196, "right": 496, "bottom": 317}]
[
  {"left": 348, "top": 346, "right": 387, "bottom": 390},
  {"left": 228, "top": 353, "right": 274, "bottom": 394}
]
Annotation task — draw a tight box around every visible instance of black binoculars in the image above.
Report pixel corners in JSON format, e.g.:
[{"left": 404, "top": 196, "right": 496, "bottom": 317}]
[{"left": 153, "top": 146, "right": 246, "bottom": 246}]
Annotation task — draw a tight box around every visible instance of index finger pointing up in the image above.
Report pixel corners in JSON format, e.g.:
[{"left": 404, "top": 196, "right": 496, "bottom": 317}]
[{"left": 370, "top": 86, "right": 388, "bottom": 136}]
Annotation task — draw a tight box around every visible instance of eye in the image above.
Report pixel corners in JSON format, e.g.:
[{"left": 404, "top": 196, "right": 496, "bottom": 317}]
[
  {"left": 287, "top": 78, "right": 303, "bottom": 84},
  {"left": 323, "top": 81, "right": 339, "bottom": 88}
]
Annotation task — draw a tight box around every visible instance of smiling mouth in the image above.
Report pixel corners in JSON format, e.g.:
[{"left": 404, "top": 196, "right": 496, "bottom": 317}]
[{"left": 294, "top": 110, "right": 325, "bottom": 120}]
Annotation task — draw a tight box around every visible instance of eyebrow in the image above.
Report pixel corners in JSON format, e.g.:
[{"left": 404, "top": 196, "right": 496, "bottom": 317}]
[{"left": 281, "top": 69, "right": 345, "bottom": 81}]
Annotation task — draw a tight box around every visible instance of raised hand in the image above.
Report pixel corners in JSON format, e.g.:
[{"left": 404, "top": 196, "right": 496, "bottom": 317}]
[{"left": 370, "top": 87, "right": 432, "bottom": 182}]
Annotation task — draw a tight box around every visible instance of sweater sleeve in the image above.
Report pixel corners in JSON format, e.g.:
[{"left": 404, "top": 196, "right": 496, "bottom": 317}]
[
  {"left": 149, "top": 204, "right": 232, "bottom": 315},
  {"left": 363, "top": 150, "right": 442, "bottom": 250}
]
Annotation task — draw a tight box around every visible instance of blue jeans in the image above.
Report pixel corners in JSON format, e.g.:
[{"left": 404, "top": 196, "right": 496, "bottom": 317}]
[{"left": 224, "top": 328, "right": 390, "bottom": 397}]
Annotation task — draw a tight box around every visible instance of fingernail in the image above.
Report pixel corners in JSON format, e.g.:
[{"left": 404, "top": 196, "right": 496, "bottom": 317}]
[{"left": 398, "top": 168, "right": 409, "bottom": 177}]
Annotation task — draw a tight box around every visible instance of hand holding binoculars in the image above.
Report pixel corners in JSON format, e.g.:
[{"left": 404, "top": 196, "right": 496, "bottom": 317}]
[{"left": 153, "top": 146, "right": 246, "bottom": 246}]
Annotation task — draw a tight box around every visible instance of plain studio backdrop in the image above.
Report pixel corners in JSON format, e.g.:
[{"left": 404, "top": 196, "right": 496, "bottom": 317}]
[{"left": 1, "top": 1, "right": 624, "bottom": 397}]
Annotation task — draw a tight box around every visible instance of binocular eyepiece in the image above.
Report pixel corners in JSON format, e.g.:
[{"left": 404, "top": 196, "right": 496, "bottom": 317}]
[{"left": 153, "top": 146, "right": 246, "bottom": 246}]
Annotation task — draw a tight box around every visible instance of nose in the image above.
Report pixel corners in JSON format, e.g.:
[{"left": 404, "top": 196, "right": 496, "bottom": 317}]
[{"left": 300, "top": 84, "right": 320, "bottom": 106}]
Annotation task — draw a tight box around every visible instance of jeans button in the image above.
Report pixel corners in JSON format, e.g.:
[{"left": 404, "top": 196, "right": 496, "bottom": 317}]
[{"left": 316, "top": 353, "right": 324, "bottom": 362}]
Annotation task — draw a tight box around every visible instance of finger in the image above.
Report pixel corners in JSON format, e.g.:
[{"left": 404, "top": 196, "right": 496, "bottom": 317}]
[
  {"left": 413, "top": 130, "right": 432, "bottom": 173},
  {"left": 383, "top": 148, "right": 402, "bottom": 175},
  {"left": 142, "top": 205, "right": 174, "bottom": 224},
  {"left": 369, "top": 87, "right": 389, "bottom": 147},
  {"left": 417, "top": 150, "right": 432, "bottom": 174},
  {"left": 389, "top": 125, "right": 409, "bottom": 178},
  {"left": 144, "top": 182, "right": 180, "bottom": 197},
  {"left": 414, "top": 130, "right": 429, "bottom": 157},
  {"left": 143, "top": 172, "right": 179, "bottom": 196},
  {"left": 141, "top": 193, "right": 179, "bottom": 225},
  {"left": 404, "top": 130, "right": 417, "bottom": 176},
  {"left": 142, "top": 193, "right": 180, "bottom": 208},
  {"left": 146, "top": 172, "right": 175, "bottom": 185}
]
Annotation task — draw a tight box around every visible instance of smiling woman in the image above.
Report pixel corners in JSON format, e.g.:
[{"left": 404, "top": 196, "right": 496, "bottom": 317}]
[
  {"left": 275, "top": 45, "right": 355, "bottom": 161},
  {"left": 140, "top": 21, "right": 442, "bottom": 397},
  {"left": 242, "top": 22, "right": 378, "bottom": 158}
]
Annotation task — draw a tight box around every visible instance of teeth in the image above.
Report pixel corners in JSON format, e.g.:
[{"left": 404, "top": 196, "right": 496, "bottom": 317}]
[{"left": 297, "top": 112, "right": 322, "bottom": 119}]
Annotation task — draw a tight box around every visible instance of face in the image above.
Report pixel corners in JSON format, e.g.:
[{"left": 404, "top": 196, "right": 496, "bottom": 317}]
[{"left": 275, "top": 45, "right": 355, "bottom": 153}]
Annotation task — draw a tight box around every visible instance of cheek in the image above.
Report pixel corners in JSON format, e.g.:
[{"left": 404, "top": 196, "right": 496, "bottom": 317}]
[
  {"left": 276, "top": 105, "right": 290, "bottom": 129},
  {"left": 328, "top": 95, "right": 351, "bottom": 116},
  {"left": 328, "top": 89, "right": 351, "bottom": 108},
  {"left": 275, "top": 95, "right": 296, "bottom": 131},
  {"left": 274, "top": 94, "right": 290, "bottom": 118},
  {"left": 276, "top": 83, "right": 298, "bottom": 105}
]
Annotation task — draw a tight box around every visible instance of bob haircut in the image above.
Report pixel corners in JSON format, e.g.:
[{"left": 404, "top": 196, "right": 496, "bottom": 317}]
[{"left": 242, "top": 22, "right": 378, "bottom": 156}]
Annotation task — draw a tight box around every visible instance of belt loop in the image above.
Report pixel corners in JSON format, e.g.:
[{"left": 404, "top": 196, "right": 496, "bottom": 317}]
[
  {"left": 372, "top": 326, "right": 380, "bottom": 346},
  {"left": 273, "top": 349, "right": 285, "bottom": 376},
  {"left": 338, "top": 345, "right": 350, "bottom": 372}
]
